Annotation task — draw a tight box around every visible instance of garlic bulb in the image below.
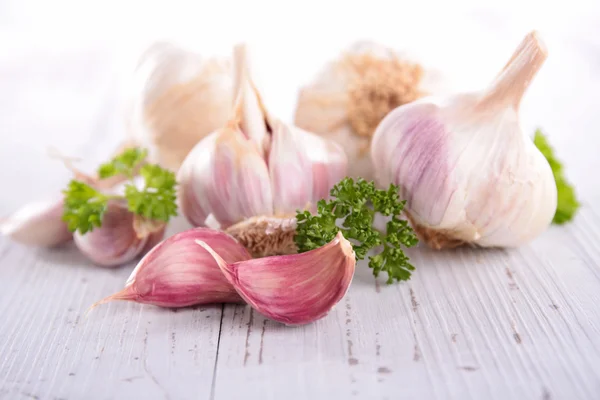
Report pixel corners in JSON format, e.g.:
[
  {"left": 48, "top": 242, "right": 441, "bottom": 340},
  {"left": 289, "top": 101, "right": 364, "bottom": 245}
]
[
  {"left": 74, "top": 201, "right": 164, "bottom": 267},
  {"left": 294, "top": 41, "right": 447, "bottom": 181},
  {"left": 178, "top": 44, "right": 347, "bottom": 256},
  {"left": 198, "top": 231, "right": 355, "bottom": 325},
  {"left": 127, "top": 42, "right": 234, "bottom": 171},
  {"left": 0, "top": 196, "right": 71, "bottom": 247},
  {"left": 371, "top": 31, "right": 557, "bottom": 249},
  {"left": 93, "top": 228, "right": 251, "bottom": 308}
]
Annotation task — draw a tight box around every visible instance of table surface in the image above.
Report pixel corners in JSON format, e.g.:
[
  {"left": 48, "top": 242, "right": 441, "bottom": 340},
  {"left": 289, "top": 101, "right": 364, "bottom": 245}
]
[{"left": 1, "top": 3, "right": 600, "bottom": 399}]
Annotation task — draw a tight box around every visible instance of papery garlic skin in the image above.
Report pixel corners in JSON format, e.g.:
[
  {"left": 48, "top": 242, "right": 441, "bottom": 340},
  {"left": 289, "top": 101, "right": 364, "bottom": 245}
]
[
  {"left": 178, "top": 44, "right": 348, "bottom": 251},
  {"left": 95, "top": 228, "right": 251, "bottom": 308},
  {"left": 294, "top": 41, "right": 448, "bottom": 181},
  {"left": 0, "top": 196, "right": 71, "bottom": 247},
  {"left": 371, "top": 31, "right": 557, "bottom": 249},
  {"left": 74, "top": 202, "right": 158, "bottom": 267},
  {"left": 198, "top": 231, "right": 356, "bottom": 325},
  {"left": 127, "top": 42, "right": 233, "bottom": 171}
]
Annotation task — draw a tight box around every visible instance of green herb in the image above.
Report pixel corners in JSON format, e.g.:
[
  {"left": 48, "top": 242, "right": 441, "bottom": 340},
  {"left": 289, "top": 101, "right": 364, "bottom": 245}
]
[
  {"left": 97, "top": 148, "right": 147, "bottom": 179},
  {"left": 295, "top": 177, "right": 418, "bottom": 283},
  {"left": 533, "top": 129, "right": 580, "bottom": 224},
  {"left": 62, "top": 148, "right": 177, "bottom": 234}
]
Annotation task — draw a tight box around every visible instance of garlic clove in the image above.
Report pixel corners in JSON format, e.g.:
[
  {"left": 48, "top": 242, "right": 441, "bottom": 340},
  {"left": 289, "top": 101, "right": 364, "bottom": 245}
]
[
  {"left": 294, "top": 41, "right": 447, "bottom": 181},
  {"left": 225, "top": 215, "right": 297, "bottom": 258},
  {"left": 126, "top": 41, "right": 234, "bottom": 171},
  {"left": 299, "top": 128, "right": 348, "bottom": 201},
  {"left": 94, "top": 228, "right": 251, "bottom": 308},
  {"left": 198, "top": 231, "right": 356, "bottom": 325},
  {"left": 370, "top": 31, "right": 557, "bottom": 249},
  {"left": 268, "top": 121, "right": 314, "bottom": 214},
  {"left": 209, "top": 127, "right": 274, "bottom": 227},
  {"left": 0, "top": 196, "right": 72, "bottom": 247},
  {"left": 74, "top": 201, "right": 156, "bottom": 267}
]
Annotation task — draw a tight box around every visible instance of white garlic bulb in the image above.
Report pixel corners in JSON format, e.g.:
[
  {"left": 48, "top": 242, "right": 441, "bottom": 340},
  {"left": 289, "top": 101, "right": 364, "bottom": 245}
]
[
  {"left": 294, "top": 41, "right": 448, "bottom": 181},
  {"left": 178, "top": 44, "right": 348, "bottom": 256},
  {"left": 371, "top": 31, "right": 557, "bottom": 249},
  {"left": 127, "top": 42, "right": 234, "bottom": 171}
]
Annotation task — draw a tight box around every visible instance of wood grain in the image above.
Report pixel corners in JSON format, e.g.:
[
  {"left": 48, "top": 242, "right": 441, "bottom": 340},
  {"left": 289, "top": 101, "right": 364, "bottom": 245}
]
[{"left": 2, "top": 5, "right": 600, "bottom": 400}]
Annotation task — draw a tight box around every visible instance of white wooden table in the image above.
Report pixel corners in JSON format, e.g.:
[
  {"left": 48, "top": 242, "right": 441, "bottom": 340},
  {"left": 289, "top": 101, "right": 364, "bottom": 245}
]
[{"left": 1, "top": 2, "right": 600, "bottom": 399}]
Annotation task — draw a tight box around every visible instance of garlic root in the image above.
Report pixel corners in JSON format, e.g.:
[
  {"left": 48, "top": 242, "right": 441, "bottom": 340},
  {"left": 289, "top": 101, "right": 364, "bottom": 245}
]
[{"left": 225, "top": 216, "right": 298, "bottom": 257}]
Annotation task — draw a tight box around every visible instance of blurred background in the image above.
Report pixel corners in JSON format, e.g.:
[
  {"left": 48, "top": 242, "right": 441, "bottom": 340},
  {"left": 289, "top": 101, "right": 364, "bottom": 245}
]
[{"left": 1, "top": 0, "right": 599, "bottom": 211}]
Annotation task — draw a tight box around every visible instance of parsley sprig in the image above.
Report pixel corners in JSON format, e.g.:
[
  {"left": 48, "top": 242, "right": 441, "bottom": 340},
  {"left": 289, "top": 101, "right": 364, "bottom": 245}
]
[
  {"left": 533, "top": 129, "right": 580, "bottom": 224},
  {"left": 62, "top": 148, "right": 178, "bottom": 234},
  {"left": 295, "top": 178, "right": 418, "bottom": 283}
]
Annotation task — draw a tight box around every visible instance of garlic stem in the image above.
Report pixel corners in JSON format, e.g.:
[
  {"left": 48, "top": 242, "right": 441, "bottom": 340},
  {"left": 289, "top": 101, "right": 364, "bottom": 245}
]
[
  {"left": 232, "top": 43, "right": 269, "bottom": 155},
  {"left": 481, "top": 31, "right": 547, "bottom": 109}
]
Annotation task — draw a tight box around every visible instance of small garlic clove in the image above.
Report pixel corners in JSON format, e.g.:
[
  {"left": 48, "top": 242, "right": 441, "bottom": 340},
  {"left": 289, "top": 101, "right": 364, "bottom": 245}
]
[
  {"left": 0, "top": 196, "right": 72, "bottom": 247},
  {"left": 94, "top": 228, "right": 251, "bottom": 308},
  {"left": 176, "top": 133, "right": 219, "bottom": 227},
  {"left": 126, "top": 41, "right": 234, "bottom": 171},
  {"left": 198, "top": 231, "right": 356, "bottom": 325},
  {"left": 74, "top": 202, "right": 155, "bottom": 267}
]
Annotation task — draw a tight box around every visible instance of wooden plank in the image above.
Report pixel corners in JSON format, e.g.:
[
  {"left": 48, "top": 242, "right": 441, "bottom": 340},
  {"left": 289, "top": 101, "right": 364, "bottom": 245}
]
[
  {"left": 211, "top": 212, "right": 600, "bottom": 400},
  {"left": 0, "top": 238, "right": 224, "bottom": 400}
]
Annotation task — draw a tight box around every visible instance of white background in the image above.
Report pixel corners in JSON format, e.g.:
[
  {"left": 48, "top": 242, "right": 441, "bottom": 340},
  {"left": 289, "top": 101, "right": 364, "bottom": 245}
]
[{"left": 1, "top": 0, "right": 599, "bottom": 212}]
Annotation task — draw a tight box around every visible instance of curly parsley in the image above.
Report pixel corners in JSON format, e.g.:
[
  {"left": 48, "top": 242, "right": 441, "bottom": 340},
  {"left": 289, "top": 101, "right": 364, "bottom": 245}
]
[
  {"left": 62, "top": 148, "right": 177, "bottom": 234},
  {"left": 295, "top": 178, "right": 418, "bottom": 283}
]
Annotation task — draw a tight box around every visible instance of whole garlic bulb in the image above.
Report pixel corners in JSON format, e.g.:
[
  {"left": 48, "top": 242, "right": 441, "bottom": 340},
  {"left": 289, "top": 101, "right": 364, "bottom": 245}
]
[
  {"left": 294, "top": 41, "right": 448, "bottom": 181},
  {"left": 371, "top": 31, "right": 557, "bottom": 249},
  {"left": 127, "top": 42, "right": 234, "bottom": 171},
  {"left": 74, "top": 201, "right": 164, "bottom": 267},
  {"left": 178, "top": 44, "right": 347, "bottom": 257}
]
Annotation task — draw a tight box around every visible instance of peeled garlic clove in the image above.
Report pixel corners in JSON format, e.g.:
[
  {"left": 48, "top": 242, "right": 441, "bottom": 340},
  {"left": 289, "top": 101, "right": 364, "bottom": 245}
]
[
  {"left": 74, "top": 202, "right": 157, "bottom": 267},
  {"left": 94, "top": 228, "right": 251, "bottom": 308},
  {"left": 126, "top": 41, "right": 234, "bottom": 171},
  {"left": 0, "top": 196, "right": 71, "bottom": 247},
  {"left": 294, "top": 40, "right": 446, "bottom": 181},
  {"left": 371, "top": 31, "right": 557, "bottom": 249},
  {"left": 198, "top": 231, "right": 356, "bottom": 325}
]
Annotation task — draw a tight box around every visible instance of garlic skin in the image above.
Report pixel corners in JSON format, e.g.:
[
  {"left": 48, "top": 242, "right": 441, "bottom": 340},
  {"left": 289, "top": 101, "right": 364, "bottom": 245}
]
[
  {"left": 127, "top": 42, "right": 233, "bottom": 171},
  {"left": 94, "top": 228, "right": 251, "bottom": 308},
  {"left": 198, "top": 231, "right": 356, "bottom": 325},
  {"left": 178, "top": 44, "right": 347, "bottom": 254},
  {"left": 371, "top": 31, "right": 557, "bottom": 249},
  {"left": 294, "top": 41, "right": 447, "bottom": 181},
  {"left": 0, "top": 196, "right": 72, "bottom": 247},
  {"left": 74, "top": 202, "right": 161, "bottom": 267}
]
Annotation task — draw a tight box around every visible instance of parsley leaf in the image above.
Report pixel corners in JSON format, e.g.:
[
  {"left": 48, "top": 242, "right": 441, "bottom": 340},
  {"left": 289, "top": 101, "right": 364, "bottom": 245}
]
[
  {"left": 124, "top": 164, "right": 178, "bottom": 222},
  {"left": 62, "top": 147, "right": 178, "bottom": 234},
  {"left": 62, "top": 180, "right": 110, "bottom": 234},
  {"left": 295, "top": 177, "right": 418, "bottom": 283},
  {"left": 97, "top": 148, "right": 147, "bottom": 179},
  {"left": 533, "top": 129, "right": 580, "bottom": 224}
]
